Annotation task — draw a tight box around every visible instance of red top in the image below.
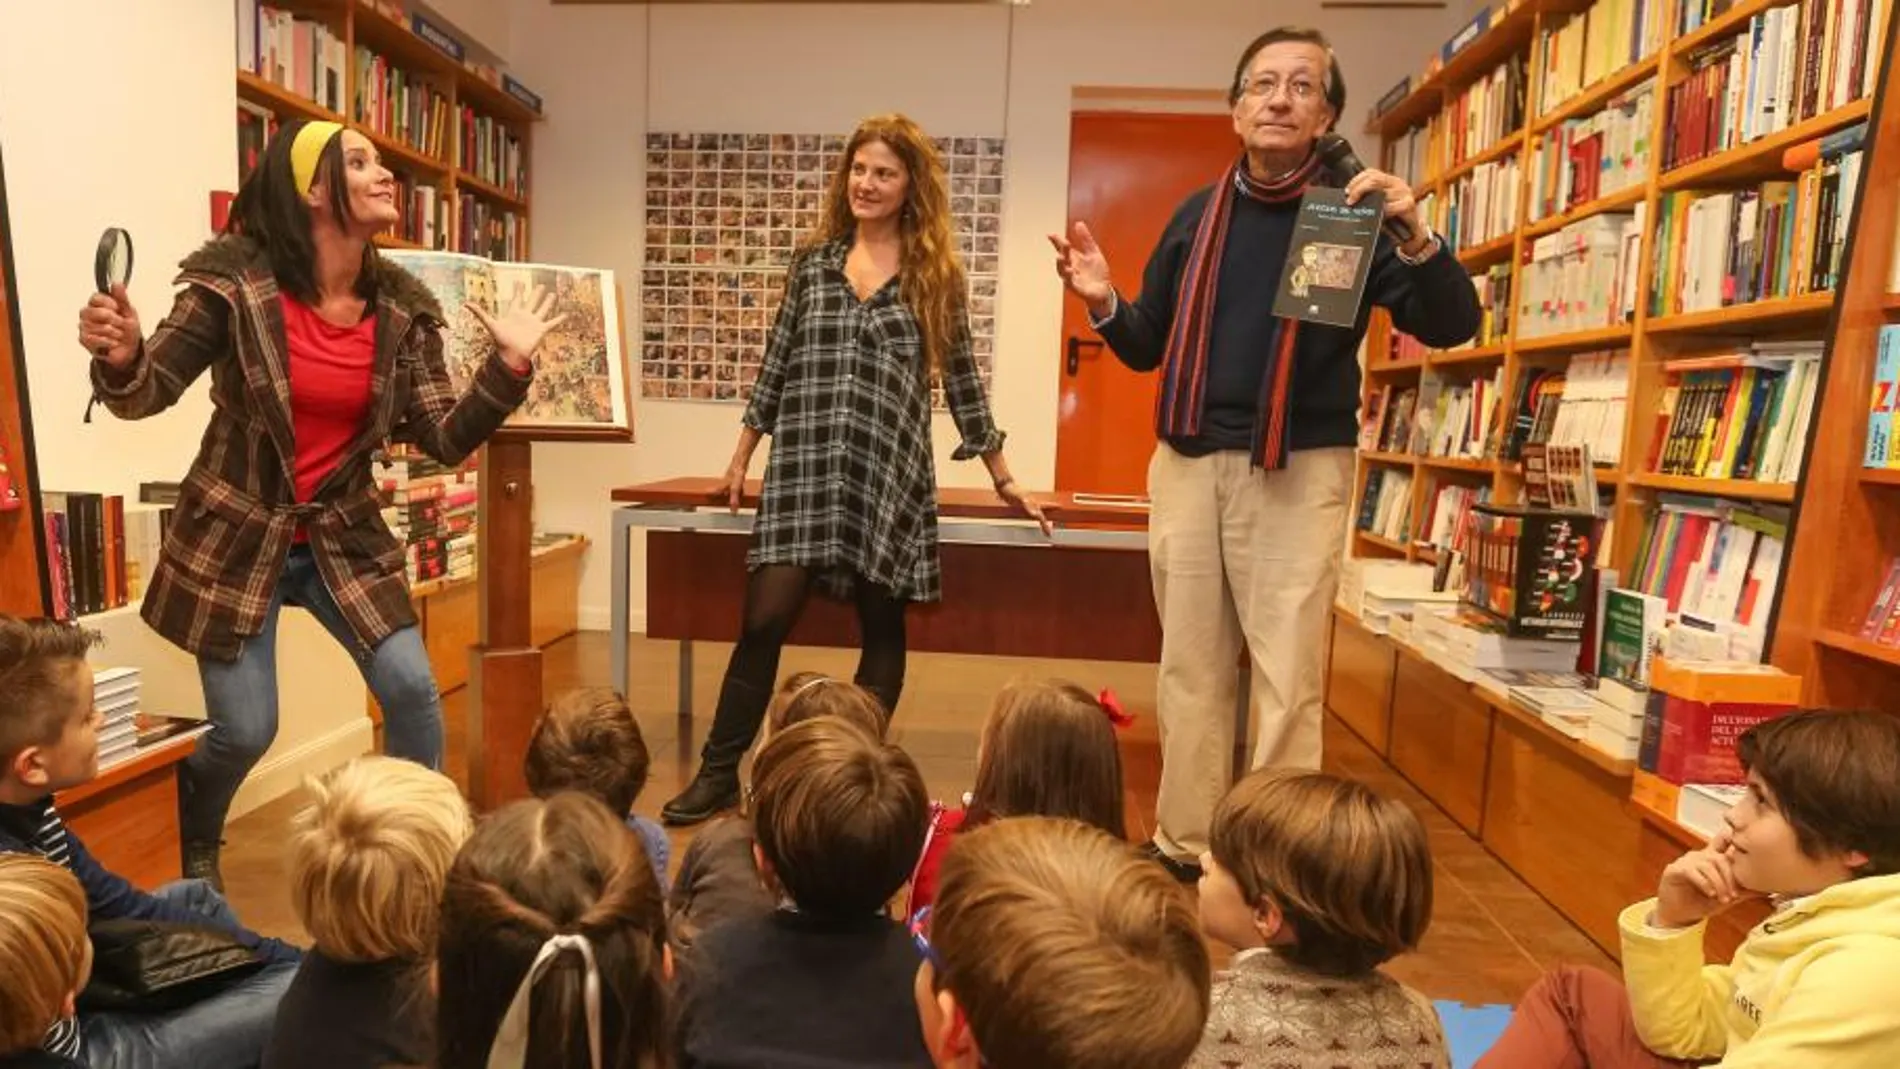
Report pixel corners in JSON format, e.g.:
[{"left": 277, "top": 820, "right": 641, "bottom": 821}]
[
  {"left": 281, "top": 296, "right": 376, "bottom": 511},
  {"left": 905, "top": 805, "right": 971, "bottom": 918}
]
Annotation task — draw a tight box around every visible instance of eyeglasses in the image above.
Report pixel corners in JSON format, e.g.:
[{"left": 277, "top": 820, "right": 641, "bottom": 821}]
[
  {"left": 909, "top": 906, "right": 943, "bottom": 971},
  {"left": 1239, "top": 73, "right": 1324, "bottom": 105}
]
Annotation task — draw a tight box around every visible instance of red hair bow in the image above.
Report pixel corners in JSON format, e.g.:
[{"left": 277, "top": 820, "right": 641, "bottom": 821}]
[{"left": 1097, "top": 688, "right": 1135, "bottom": 728}]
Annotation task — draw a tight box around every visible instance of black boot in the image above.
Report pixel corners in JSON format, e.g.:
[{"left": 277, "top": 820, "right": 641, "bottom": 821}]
[
  {"left": 183, "top": 840, "right": 226, "bottom": 894},
  {"left": 662, "top": 766, "right": 742, "bottom": 826},
  {"left": 663, "top": 675, "right": 772, "bottom": 826}
]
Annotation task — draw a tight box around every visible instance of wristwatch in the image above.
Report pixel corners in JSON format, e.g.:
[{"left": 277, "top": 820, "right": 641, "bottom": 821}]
[{"left": 1395, "top": 227, "right": 1443, "bottom": 266}]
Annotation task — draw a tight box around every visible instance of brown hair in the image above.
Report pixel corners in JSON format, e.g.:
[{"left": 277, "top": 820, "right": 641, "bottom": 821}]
[
  {"left": 288, "top": 756, "right": 472, "bottom": 963},
  {"left": 1211, "top": 768, "right": 1433, "bottom": 977},
  {"left": 0, "top": 616, "right": 99, "bottom": 768},
  {"left": 1738, "top": 709, "right": 1900, "bottom": 877},
  {"left": 811, "top": 113, "right": 965, "bottom": 374},
  {"left": 0, "top": 854, "right": 89, "bottom": 1054},
  {"left": 766, "top": 672, "right": 888, "bottom": 742},
  {"left": 751, "top": 717, "right": 927, "bottom": 918},
  {"left": 928, "top": 817, "right": 1210, "bottom": 1069},
  {"left": 525, "top": 689, "right": 651, "bottom": 818},
  {"left": 968, "top": 681, "right": 1125, "bottom": 840},
  {"left": 436, "top": 794, "right": 669, "bottom": 1069}
]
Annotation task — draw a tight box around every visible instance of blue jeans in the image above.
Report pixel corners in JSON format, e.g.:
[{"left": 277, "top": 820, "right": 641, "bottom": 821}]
[
  {"left": 182, "top": 544, "right": 442, "bottom": 844},
  {"left": 80, "top": 880, "right": 298, "bottom": 1069}
]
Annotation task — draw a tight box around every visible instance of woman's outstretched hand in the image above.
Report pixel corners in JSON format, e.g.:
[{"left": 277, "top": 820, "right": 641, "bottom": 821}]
[
  {"left": 996, "top": 480, "right": 1053, "bottom": 538},
  {"left": 469, "top": 283, "right": 567, "bottom": 372}
]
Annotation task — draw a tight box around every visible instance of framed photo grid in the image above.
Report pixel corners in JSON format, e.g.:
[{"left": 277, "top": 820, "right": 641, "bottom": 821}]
[{"left": 639, "top": 131, "right": 1006, "bottom": 405}]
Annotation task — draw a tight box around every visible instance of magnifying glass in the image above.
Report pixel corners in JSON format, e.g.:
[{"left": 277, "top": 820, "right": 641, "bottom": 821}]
[{"left": 92, "top": 227, "right": 133, "bottom": 358}]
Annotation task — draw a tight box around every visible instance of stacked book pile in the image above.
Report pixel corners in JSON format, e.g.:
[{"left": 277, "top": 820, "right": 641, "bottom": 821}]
[
  {"left": 93, "top": 667, "right": 141, "bottom": 769},
  {"left": 374, "top": 449, "right": 480, "bottom": 586}
]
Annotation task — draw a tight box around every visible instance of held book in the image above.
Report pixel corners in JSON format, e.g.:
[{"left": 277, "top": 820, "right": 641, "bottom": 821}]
[
  {"left": 1273, "top": 188, "right": 1384, "bottom": 328},
  {"left": 381, "top": 250, "right": 631, "bottom": 435}
]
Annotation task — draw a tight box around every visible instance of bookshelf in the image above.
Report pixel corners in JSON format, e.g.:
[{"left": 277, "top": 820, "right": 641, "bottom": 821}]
[
  {"left": 235, "top": 0, "right": 538, "bottom": 259},
  {"left": 0, "top": 144, "right": 47, "bottom": 616},
  {"left": 1338, "top": 0, "right": 1896, "bottom": 956}
]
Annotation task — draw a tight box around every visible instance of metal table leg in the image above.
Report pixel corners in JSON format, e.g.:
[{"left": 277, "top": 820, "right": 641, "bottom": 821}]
[{"left": 611, "top": 508, "right": 633, "bottom": 698}]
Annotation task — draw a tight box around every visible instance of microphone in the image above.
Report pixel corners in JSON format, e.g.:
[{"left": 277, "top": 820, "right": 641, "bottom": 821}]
[{"left": 1314, "top": 133, "right": 1417, "bottom": 247}]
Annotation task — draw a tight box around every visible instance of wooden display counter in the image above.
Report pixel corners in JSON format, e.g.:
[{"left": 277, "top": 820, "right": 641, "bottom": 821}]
[{"left": 56, "top": 731, "right": 202, "bottom": 892}]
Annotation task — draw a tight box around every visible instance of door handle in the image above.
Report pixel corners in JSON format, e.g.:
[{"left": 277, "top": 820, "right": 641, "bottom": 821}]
[{"left": 1067, "top": 336, "right": 1104, "bottom": 376}]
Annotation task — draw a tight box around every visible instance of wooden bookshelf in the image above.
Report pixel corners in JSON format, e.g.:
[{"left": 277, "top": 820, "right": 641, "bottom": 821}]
[
  {"left": 234, "top": 0, "right": 539, "bottom": 257},
  {"left": 0, "top": 142, "right": 47, "bottom": 615},
  {"left": 1342, "top": 0, "right": 1898, "bottom": 958}
]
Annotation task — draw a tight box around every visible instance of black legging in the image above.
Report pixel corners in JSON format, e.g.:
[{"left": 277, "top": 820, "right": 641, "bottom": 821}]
[{"left": 699, "top": 564, "right": 908, "bottom": 772}]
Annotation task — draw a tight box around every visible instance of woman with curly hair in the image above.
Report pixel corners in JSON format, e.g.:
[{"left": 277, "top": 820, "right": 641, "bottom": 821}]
[{"left": 664, "top": 114, "right": 1044, "bottom": 826}]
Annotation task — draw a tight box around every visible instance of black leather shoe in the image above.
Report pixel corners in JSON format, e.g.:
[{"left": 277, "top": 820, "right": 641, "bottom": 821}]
[
  {"left": 183, "top": 840, "right": 226, "bottom": 894},
  {"left": 1138, "top": 840, "right": 1203, "bottom": 883},
  {"left": 662, "top": 769, "right": 741, "bottom": 827}
]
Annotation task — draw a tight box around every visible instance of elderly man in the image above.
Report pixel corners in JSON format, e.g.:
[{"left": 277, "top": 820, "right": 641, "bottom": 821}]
[{"left": 1052, "top": 26, "right": 1481, "bottom": 880}]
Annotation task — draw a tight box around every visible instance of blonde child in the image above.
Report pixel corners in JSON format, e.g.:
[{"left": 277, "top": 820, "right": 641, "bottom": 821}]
[
  {"left": 675, "top": 716, "right": 930, "bottom": 1067},
  {"left": 525, "top": 688, "right": 671, "bottom": 882},
  {"left": 913, "top": 816, "right": 1210, "bottom": 1069},
  {"left": 906, "top": 680, "right": 1127, "bottom": 915},
  {"left": 668, "top": 672, "right": 887, "bottom": 952},
  {"left": 436, "top": 793, "right": 671, "bottom": 1069},
  {"left": 263, "top": 756, "right": 472, "bottom": 1069},
  {"left": 1478, "top": 708, "right": 1900, "bottom": 1069},
  {"left": 0, "top": 855, "right": 91, "bottom": 1069},
  {"left": 1188, "top": 768, "right": 1447, "bottom": 1069}
]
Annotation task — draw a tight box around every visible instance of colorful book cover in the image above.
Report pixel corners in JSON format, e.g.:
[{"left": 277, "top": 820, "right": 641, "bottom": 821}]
[
  {"left": 1274, "top": 188, "right": 1384, "bottom": 328},
  {"left": 1875, "top": 325, "right": 1900, "bottom": 468}
]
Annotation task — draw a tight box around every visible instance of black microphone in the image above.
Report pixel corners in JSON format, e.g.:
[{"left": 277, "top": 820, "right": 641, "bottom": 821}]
[{"left": 1314, "top": 133, "right": 1417, "bottom": 247}]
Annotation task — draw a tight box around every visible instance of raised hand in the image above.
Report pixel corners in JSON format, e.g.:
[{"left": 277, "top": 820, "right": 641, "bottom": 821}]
[
  {"left": 468, "top": 283, "right": 567, "bottom": 372},
  {"left": 1048, "top": 222, "right": 1115, "bottom": 318},
  {"left": 77, "top": 284, "right": 141, "bottom": 368}
]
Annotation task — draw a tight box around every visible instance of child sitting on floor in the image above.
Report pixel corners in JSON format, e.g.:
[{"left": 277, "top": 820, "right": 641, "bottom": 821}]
[
  {"left": 1478, "top": 708, "right": 1900, "bottom": 1069},
  {"left": 264, "top": 756, "right": 472, "bottom": 1069},
  {"left": 914, "top": 816, "right": 1211, "bottom": 1069},
  {"left": 0, "top": 855, "right": 91, "bottom": 1069},
  {"left": 436, "top": 793, "right": 671, "bottom": 1069},
  {"left": 525, "top": 687, "right": 671, "bottom": 882},
  {"left": 1188, "top": 768, "right": 1447, "bottom": 1069},
  {"left": 668, "top": 672, "right": 888, "bottom": 952},
  {"left": 906, "top": 679, "right": 1127, "bottom": 915},
  {"left": 675, "top": 716, "right": 931, "bottom": 1067}
]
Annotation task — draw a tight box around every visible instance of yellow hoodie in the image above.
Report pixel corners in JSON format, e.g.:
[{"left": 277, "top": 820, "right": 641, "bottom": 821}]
[{"left": 1619, "top": 872, "right": 1900, "bottom": 1067}]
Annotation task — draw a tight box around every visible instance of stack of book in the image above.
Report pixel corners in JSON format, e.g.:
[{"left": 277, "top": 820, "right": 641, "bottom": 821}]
[
  {"left": 1338, "top": 561, "right": 1460, "bottom": 637},
  {"left": 1413, "top": 605, "right": 1584, "bottom": 682},
  {"left": 374, "top": 450, "right": 480, "bottom": 586},
  {"left": 1536, "top": 0, "right": 1667, "bottom": 115},
  {"left": 1630, "top": 657, "right": 1802, "bottom": 829},
  {"left": 1358, "top": 468, "right": 1414, "bottom": 543},
  {"left": 93, "top": 668, "right": 141, "bottom": 769},
  {"left": 40, "top": 492, "right": 172, "bottom": 622},
  {"left": 1646, "top": 343, "right": 1823, "bottom": 482},
  {"left": 1517, "top": 211, "right": 1642, "bottom": 338},
  {"left": 1528, "top": 81, "right": 1653, "bottom": 223},
  {"left": 1464, "top": 503, "right": 1599, "bottom": 639}
]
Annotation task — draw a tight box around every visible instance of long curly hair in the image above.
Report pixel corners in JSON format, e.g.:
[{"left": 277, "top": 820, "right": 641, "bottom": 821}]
[{"left": 811, "top": 113, "right": 966, "bottom": 376}]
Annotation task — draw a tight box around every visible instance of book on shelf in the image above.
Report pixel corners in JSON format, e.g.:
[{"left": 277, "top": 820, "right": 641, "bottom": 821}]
[
  {"left": 353, "top": 47, "right": 453, "bottom": 162},
  {"left": 1464, "top": 504, "right": 1600, "bottom": 638},
  {"left": 236, "top": 100, "right": 276, "bottom": 184},
  {"left": 1647, "top": 342, "right": 1821, "bottom": 482},
  {"left": 375, "top": 448, "right": 479, "bottom": 586},
  {"left": 1676, "top": 783, "right": 1746, "bottom": 838},
  {"left": 453, "top": 195, "right": 525, "bottom": 261},
  {"left": 388, "top": 174, "right": 448, "bottom": 249},
  {"left": 40, "top": 493, "right": 172, "bottom": 621},
  {"left": 1518, "top": 209, "right": 1643, "bottom": 338},
  {"left": 1864, "top": 326, "right": 1900, "bottom": 467},
  {"left": 1628, "top": 495, "right": 1788, "bottom": 650},
  {"left": 1852, "top": 556, "right": 1900, "bottom": 646},
  {"left": 1528, "top": 80, "right": 1652, "bottom": 223},
  {"left": 1443, "top": 54, "right": 1528, "bottom": 169},
  {"left": 458, "top": 105, "right": 527, "bottom": 196},
  {"left": 1638, "top": 657, "right": 1801, "bottom": 785},
  {"left": 1522, "top": 443, "right": 1600, "bottom": 510},
  {"left": 1536, "top": 0, "right": 1666, "bottom": 116},
  {"left": 1419, "top": 481, "right": 1490, "bottom": 556},
  {"left": 1385, "top": 122, "right": 1432, "bottom": 189},
  {"left": 1363, "top": 384, "right": 1420, "bottom": 453},
  {"left": 1409, "top": 368, "right": 1504, "bottom": 460},
  {"left": 1501, "top": 353, "right": 1628, "bottom": 464},
  {"left": 1412, "top": 605, "right": 1585, "bottom": 682},
  {"left": 1599, "top": 586, "right": 1668, "bottom": 687},
  {"left": 1358, "top": 467, "right": 1415, "bottom": 543},
  {"left": 1445, "top": 157, "right": 1521, "bottom": 249},
  {"left": 240, "top": 4, "right": 348, "bottom": 115}
]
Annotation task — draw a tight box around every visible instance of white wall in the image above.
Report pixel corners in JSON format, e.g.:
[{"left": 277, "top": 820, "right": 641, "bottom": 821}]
[
  {"left": 418, "top": 0, "right": 514, "bottom": 57},
  {"left": 507, "top": 0, "right": 1473, "bottom": 632}
]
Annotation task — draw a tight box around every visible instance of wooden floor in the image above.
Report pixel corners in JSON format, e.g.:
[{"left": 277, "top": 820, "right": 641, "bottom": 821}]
[{"left": 222, "top": 631, "right": 1616, "bottom": 1004}]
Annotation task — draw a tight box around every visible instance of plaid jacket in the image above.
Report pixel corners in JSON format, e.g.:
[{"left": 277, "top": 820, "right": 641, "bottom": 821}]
[{"left": 89, "top": 236, "right": 530, "bottom": 661}]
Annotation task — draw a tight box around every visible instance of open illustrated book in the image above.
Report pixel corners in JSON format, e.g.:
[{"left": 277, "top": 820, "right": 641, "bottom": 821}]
[{"left": 381, "top": 249, "right": 631, "bottom": 434}]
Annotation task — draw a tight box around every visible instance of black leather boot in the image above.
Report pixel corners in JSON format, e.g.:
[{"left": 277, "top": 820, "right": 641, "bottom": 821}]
[
  {"left": 661, "top": 766, "right": 742, "bottom": 826},
  {"left": 663, "top": 675, "right": 771, "bottom": 826},
  {"left": 183, "top": 839, "right": 226, "bottom": 893}
]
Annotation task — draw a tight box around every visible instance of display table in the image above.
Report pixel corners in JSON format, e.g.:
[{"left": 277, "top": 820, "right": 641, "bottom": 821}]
[{"left": 56, "top": 730, "right": 203, "bottom": 892}]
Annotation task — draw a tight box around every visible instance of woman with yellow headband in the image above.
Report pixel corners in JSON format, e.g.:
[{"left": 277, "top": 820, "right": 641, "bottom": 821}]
[{"left": 74, "top": 119, "right": 563, "bottom": 889}]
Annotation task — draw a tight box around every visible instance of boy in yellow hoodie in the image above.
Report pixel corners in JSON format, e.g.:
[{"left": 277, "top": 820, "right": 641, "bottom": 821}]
[{"left": 1478, "top": 708, "right": 1900, "bottom": 1068}]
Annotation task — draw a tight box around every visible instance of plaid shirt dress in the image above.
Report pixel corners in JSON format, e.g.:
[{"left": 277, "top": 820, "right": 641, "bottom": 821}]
[
  {"left": 743, "top": 240, "right": 1004, "bottom": 604},
  {"left": 88, "top": 236, "right": 530, "bottom": 661}
]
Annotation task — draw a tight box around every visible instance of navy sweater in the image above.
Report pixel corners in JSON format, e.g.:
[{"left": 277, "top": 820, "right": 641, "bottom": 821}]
[{"left": 1097, "top": 184, "right": 1482, "bottom": 455}]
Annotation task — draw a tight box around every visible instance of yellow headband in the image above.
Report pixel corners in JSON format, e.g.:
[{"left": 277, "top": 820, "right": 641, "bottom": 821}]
[{"left": 290, "top": 121, "right": 345, "bottom": 197}]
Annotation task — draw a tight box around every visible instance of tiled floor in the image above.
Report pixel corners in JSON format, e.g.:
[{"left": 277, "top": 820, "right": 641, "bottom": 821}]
[{"left": 222, "top": 631, "right": 1616, "bottom": 1004}]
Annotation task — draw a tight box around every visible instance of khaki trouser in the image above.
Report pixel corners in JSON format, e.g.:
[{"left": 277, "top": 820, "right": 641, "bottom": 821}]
[{"left": 1148, "top": 444, "right": 1354, "bottom": 861}]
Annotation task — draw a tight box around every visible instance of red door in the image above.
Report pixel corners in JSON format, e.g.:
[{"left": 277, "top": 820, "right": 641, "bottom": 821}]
[{"left": 1055, "top": 111, "right": 1239, "bottom": 495}]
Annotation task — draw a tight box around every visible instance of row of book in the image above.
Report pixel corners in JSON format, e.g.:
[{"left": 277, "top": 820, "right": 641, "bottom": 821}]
[
  {"left": 1464, "top": 505, "right": 1598, "bottom": 638},
  {"left": 1516, "top": 210, "right": 1642, "bottom": 339},
  {"left": 1510, "top": 353, "right": 1631, "bottom": 466},
  {"left": 1527, "top": 80, "right": 1652, "bottom": 223},
  {"left": 353, "top": 49, "right": 453, "bottom": 162},
  {"left": 41, "top": 492, "right": 173, "bottom": 622},
  {"left": 1648, "top": 342, "right": 1823, "bottom": 482},
  {"left": 1627, "top": 495, "right": 1787, "bottom": 646},
  {"left": 1443, "top": 158, "right": 1520, "bottom": 250},
  {"left": 1387, "top": 262, "right": 1509, "bottom": 360},
  {"left": 1649, "top": 133, "right": 1863, "bottom": 316},
  {"left": 460, "top": 109, "right": 528, "bottom": 197},
  {"left": 1419, "top": 482, "right": 1490, "bottom": 554},
  {"left": 374, "top": 450, "right": 480, "bottom": 586},
  {"left": 1442, "top": 55, "right": 1528, "bottom": 169},
  {"left": 240, "top": 5, "right": 347, "bottom": 115},
  {"left": 1358, "top": 468, "right": 1415, "bottom": 544},
  {"left": 1359, "top": 367, "right": 1503, "bottom": 462},
  {"left": 458, "top": 196, "right": 526, "bottom": 262},
  {"left": 390, "top": 175, "right": 450, "bottom": 250},
  {"left": 1663, "top": 0, "right": 1881, "bottom": 172},
  {"left": 1537, "top": 0, "right": 1667, "bottom": 117},
  {"left": 1385, "top": 123, "right": 1430, "bottom": 190}
]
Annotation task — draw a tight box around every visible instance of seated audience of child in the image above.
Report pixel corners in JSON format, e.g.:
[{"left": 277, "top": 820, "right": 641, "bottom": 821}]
[
  {"left": 263, "top": 756, "right": 472, "bottom": 1069},
  {"left": 669, "top": 672, "right": 888, "bottom": 952},
  {"left": 1478, "top": 708, "right": 1900, "bottom": 1069},
  {"left": 907, "top": 679, "right": 1128, "bottom": 915},
  {"left": 0, "top": 855, "right": 91, "bottom": 1069},
  {"left": 675, "top": 715, "right": 931, "bottom": 1067},
  {"left": 914, "top": 815, "right": 1210, "bottom": 1069},
  {"left": 525, "top": 687, "right": 672, "bottom": 882}
]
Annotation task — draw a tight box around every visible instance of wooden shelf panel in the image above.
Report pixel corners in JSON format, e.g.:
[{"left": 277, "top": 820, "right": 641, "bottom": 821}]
[
  {"left": 1862, "top": 467, "right": 1900, "bottom": 486},
  {"left": 1364, "top": 2, "right": 1538, "bottom": 139},
  {"left": 1457, "top": 232, "right": 1516, "bottom": 270},
  {"left": 456, "top": 171, "right": 530, "bottom": 210},
  {"left": 1626, "top": 472, "right": 1798, "bottom": 502},
  {"left": 1362, "top": 451, "right": 1418, "bottom": 467},
  {"left": 1631, "top": 795, "right": 1706, "bottom": 848},
  {"left": 1524, "top": 184, "right": 1646, "bottom": 240},
  {"left": 1486, "top": 694, "right": 1635, "bottom": 777},
  {"left": 1356, "top": 530, "right": 1410, "bottom": 555},
  {"left": 1532, "top": 55, "right": 1659, "bottom": 135},
  {"left": 1432, "top": 131, "right": 1526, "bottom": 188},
  {"left": 1431, "top": 343, "right": 1508, "bottom": 366},
  {"left": 1419, "top": 455, "right": 1496, "bottom": 474},
  {"left": 1883, "top": 292, "right": 1900, "bottom": 316},
  {"left": 374, "top": 233, "right": 425, "bottom": 250},
  {"left": 1515, "top": 324, "right": 1633, "bottom": 353},
  {"left": 1368, "top": 357, "right": 1427, "bottom": 375},
  {"left": 1814, "top": 629, "right": 1900, "bottom": 670},
  {"left": 1670, "top": 0, "right": 1785, "bottom": 58},
  {"left": 458, "top": 73, "right": 541, "bottom": 127},
  {"left": 361, "top": 127, "right": 451, "bottom": 179},
  {"left": 238, "top": 71, "right": 346, "bottom": 124},
  {"left": 1645, "top": 291, "right": 1835, "bottom": 334},
  {"left": 1659, "top": 99, "right": 1872, "bottom": 191}
]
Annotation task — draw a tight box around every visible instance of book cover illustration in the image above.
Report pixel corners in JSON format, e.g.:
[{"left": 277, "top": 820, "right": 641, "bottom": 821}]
[
  {"left": 382, "top": 249, "right": 630, "bottom": 433},
  {"left": 1273, "top": 187, "right": 1384, "bottom": 328}
]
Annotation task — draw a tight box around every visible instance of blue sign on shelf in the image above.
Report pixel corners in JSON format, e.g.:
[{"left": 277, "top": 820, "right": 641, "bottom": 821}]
[
  {"left": 412, "top": 14, "right": 465, "bottom": 62},
  {"left": 503, "top": 75, "right": 543, "bottom": 115}
]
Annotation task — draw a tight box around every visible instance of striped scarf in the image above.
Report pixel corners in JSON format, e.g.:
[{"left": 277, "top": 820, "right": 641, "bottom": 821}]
[{"left": 1156, "top": 151, "right": 1322, "bottom": 468}]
